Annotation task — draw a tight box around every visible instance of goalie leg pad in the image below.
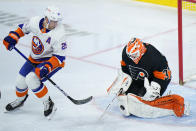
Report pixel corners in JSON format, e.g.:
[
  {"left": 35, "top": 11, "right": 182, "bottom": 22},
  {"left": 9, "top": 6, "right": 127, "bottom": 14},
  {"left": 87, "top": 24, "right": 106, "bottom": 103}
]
[
  {"left": 15, "top": 74, "right": 28, "bottom": 97},
  {"left": 143, "top": 94, "right": 185, "bottom": 117},
  {"left": 117, "top": 94, "right": 130, "bottom": 116},
  {"left": 172, "top": 95, "right": 185, "bottom": 117},
  {"left": 127, "top": 94, "right": 174, "bottom": 118},
  {"left": 128, "top": 94, "right": 186, "bottom": 117},
  {"left": 25, "top": 72, "right": 49, "bottom": 101}
]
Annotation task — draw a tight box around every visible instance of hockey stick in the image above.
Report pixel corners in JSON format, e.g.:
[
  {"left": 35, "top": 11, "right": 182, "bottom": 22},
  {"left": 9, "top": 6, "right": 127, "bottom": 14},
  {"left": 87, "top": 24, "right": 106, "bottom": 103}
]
[
  {"left": 13, "top": 47, "right": 93, "bottom": 105},
  {"left": 98, "top": 88, "right": 123, "bottom": 120}
]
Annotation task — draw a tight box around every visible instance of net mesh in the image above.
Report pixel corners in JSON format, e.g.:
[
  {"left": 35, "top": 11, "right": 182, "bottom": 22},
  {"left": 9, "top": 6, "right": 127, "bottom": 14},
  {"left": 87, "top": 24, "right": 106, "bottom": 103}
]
[
  {"left": 135, "top": 0, "right": 196, "bottom": 82},
  {"left": 135, "top": 0, "right": 196, "bottom": 11}
]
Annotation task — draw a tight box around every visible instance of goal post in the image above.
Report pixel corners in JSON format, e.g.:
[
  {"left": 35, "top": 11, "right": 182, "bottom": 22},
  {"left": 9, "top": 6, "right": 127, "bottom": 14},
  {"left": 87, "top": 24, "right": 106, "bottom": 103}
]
[
  {"left": 178, "top": 0, "right": 183, "bottom": 85},
  {"left": 176, "top": 0, "right": 196, "bottom": 85}
]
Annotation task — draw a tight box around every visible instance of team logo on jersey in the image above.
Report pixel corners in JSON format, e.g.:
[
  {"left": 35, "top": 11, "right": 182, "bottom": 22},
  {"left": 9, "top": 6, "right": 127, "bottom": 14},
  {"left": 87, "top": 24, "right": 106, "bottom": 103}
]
[
  {"left": 128, "top": 65, "right": 148, "bottom": 80},
  {"left": 32, "top": 36, "right": 44, "bottom": 55}
]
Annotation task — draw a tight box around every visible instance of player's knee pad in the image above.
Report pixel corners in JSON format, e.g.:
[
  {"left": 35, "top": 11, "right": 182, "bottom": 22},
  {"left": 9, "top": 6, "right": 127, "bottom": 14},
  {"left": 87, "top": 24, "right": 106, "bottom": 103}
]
[
  {"left": 15, "top": 74, "right": 28, "bottom": 97},
  {"left": 117, "top": 94, "right": 130, "bottom": 116},
  {"left": 25, "top": 72, "right": 48, "bottom": 100},
  {"left": 25, "top": 72, "right": 41, "bottom": 90},
  {"left": 127, "top": 93, "right": 174, "bottom": 118},
  {"left": 16, "top": 74, "right": 28, "bottom": 89}
]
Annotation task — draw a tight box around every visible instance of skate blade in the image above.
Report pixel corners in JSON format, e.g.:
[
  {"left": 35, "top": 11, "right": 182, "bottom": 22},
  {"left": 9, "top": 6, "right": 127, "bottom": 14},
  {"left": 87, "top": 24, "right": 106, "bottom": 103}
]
[
  {"left": 4, "top": 108, "right": 20, "bottom": 113},
  {"left": 47, "top": 107, "right": 57, "bottom": 120},
  {"left": 4, "top": 110, "right": 9, "bottom": 113}
]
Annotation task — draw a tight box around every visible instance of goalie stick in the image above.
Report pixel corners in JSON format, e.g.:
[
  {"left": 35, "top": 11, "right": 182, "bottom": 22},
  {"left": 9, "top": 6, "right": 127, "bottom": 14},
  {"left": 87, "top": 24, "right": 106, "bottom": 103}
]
[
  {"left": 14, "top": 47, "right": 93, "bottom": 105},
  {"left": 99, "top": 88, "right": 123, "bottom": 120}
]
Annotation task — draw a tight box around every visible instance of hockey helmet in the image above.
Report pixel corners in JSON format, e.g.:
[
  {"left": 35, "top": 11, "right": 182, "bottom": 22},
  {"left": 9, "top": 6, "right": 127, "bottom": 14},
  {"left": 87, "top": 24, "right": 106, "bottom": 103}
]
[
  {"left": 44, "top": 6, "right": 62, "bottom": 22},
  {"left": 126, "top": 38, "right": 146, "bottom": 64}
]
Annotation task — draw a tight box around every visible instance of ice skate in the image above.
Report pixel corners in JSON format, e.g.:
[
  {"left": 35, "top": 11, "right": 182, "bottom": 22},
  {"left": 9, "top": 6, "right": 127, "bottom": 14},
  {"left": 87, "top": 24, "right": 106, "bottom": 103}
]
[
  {"left": 43, "top": 97, "right": 57, "bottom": 120},
  {"left": 5, "top": 94, "right": 28, "bottom": 111}
]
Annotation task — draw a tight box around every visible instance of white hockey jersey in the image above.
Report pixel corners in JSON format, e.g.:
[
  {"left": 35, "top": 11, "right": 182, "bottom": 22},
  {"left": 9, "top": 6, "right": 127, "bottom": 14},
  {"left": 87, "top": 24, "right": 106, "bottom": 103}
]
[{"left": 19, "top": 16, "right": 67, "bottom": 61}]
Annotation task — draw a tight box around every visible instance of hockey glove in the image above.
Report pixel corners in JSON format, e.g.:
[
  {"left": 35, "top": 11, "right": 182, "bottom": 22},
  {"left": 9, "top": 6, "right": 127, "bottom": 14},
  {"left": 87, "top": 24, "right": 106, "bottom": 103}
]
[
  {"left": 107, "top": 68, "right": 132, "bottom": 95},
  {"left": 34, "top": 55, "right": 64, "bottom": 79},
  {"left": 142, "top": 77, "right": 161, "bottom": 101},
  {"left": 3, "top": 32, "right": 19, "bottom": 51},
  {"left": 3, "top": 28, "right": 24, "bottom": 51},
  {"left": 35, "top": 62, "right": 52, "bottom": 79}
]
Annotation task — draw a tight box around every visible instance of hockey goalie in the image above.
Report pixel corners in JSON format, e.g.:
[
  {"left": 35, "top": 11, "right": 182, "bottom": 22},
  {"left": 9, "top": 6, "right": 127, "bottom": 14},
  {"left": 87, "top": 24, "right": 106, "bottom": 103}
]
[{"left": 107, "top": 38, "right": 190, "bottom": 118}]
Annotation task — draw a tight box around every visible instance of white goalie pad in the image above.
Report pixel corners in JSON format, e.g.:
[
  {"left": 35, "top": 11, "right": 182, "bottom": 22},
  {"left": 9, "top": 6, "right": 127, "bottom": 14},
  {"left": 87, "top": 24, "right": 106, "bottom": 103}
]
[
  {"left": 127, "top": 94, "right": 174, "bottom": 118},
  {"left": 107, "top": 69, "right": 132, "bottom": 95},
  {"left": 117, "top": 94, "right": 130, "bottom": 116}
]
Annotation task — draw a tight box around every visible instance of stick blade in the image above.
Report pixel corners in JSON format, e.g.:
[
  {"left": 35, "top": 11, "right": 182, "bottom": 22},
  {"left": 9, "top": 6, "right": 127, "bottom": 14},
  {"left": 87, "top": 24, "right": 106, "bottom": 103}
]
[{"left": 67, "top": 96, "right": 93, "bottom": 105}]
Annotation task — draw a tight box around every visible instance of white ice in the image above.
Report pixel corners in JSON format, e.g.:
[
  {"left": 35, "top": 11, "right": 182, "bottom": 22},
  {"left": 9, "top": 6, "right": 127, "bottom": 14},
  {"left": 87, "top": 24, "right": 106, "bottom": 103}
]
[{"left": 0, "top": 0, "right": 196, "bottom": 131}]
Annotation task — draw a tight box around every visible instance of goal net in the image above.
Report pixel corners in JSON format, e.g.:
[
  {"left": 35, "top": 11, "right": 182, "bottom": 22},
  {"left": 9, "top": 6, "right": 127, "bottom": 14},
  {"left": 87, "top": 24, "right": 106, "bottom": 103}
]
[
  {"left": 178, "top": 0, "right": 196, "bottom": 84},
  {"left": 135, "top": 0, "right": 196, "bottom": 85},
  {"left": 135, "top": 0, "right": 196, "bottom": 11}
]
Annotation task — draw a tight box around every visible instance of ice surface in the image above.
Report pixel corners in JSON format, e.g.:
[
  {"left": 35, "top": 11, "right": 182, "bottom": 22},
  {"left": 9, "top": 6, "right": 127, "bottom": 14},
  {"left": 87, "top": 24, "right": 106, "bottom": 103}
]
[{"left": 0, "top": 0, "right": 196, "bottom": 131}]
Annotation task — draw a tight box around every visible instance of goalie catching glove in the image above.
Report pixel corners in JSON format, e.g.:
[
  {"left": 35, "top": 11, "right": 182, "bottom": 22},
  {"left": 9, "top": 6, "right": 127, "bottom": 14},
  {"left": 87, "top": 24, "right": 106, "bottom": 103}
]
[
  {"left": 142, "top": 77, "right": 161, "bottom": 101},
  {"left": 107, "top": 69, "right": 132, "bottom": 95}
]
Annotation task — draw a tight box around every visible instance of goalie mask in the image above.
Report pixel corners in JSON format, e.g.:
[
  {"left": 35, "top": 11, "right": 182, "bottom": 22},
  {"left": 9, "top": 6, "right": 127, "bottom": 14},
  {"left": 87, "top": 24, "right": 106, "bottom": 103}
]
[
  {"left": 126, "top": 38, "right": 147, "bottom": 64},
  {"left": 44, "top": 6, "right": 62, "bottom": 29}
]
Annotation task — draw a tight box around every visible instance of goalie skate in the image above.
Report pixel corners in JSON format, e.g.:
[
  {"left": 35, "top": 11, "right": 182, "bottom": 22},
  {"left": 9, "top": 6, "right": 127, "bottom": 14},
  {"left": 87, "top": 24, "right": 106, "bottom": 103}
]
[
  {"left": 5, "top": 94, "right": 28, "bottom": 111},
  {"left": 184, "top": 102, "right": 190, "bottom": 116}
]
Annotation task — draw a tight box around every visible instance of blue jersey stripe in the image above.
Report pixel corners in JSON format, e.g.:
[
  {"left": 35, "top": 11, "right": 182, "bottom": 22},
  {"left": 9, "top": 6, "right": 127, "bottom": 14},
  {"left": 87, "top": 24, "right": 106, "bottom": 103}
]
[
  {"left": 32, "top": 83, "right": 44, "bottom": 93},
  {"left": 16, "top": 87, "right": 28, "bottom": 92},
  {"left": 53, "top": 54, "right": 65, "bottom": 63}
]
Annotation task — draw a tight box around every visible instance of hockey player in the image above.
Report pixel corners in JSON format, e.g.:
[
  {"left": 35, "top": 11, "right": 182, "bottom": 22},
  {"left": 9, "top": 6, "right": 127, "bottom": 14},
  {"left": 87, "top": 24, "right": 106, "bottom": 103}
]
[
  {"left": 2, "top": 6, "right": 67, "bottom": 117},
  {"left": 107, "top": 38, "right": 190, "bottom": 118}
]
